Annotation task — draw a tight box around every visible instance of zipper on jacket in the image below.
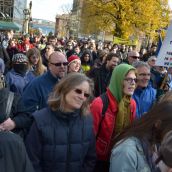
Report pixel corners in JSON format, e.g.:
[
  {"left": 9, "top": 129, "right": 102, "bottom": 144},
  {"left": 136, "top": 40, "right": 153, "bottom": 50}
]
[{"left": 66, "top": 119, "right": 70, "bottom": 172}]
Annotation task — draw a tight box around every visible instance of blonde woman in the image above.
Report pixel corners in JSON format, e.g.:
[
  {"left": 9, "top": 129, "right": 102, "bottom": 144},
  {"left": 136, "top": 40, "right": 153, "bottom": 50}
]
[
  {"left": 25, "top": 73, "right": 96, "bottom": 172},
  {"left": 26, "top": 47, "right": 46, "bottom": 79}
]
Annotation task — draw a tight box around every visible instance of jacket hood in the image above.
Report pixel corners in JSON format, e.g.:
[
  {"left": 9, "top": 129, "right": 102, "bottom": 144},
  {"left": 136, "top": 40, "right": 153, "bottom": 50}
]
[{"left": 108, "top": 63, "right": 135, "bottom": 102}]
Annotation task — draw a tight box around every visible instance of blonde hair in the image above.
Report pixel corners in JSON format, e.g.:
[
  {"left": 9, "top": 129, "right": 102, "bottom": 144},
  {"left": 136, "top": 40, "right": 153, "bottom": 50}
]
[
  {"left": 27, "top": 47, "right": 46, "bottom": 76},
  {"left": 48, "top": 73, "right": 94, "bottom": 115}
]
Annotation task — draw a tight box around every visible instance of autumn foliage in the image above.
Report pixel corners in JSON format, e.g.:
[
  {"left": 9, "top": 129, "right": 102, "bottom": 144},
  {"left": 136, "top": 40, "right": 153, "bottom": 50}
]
[{"left": 80, "top": 0, "right": 170, "bottom": 39}]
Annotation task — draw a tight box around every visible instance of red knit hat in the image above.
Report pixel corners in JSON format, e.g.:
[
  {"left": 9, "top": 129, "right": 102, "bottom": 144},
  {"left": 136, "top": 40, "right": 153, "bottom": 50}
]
[{"left": 68, "top": 55, "right": 80, "bottom": 65}]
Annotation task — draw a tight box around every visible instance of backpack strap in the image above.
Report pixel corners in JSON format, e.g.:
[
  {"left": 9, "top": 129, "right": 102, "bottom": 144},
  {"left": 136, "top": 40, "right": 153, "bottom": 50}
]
[
  {"left": 5, "top": 91, "right": 14, "bottom": 118},
  {"left": 96, "top": 92, "right": 109, "bottom": 139}
]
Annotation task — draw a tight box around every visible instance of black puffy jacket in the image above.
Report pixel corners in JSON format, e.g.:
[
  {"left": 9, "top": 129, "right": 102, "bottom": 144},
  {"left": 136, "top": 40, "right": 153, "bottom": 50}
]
[{"left": 25, "top": 108, "right": 96, "bottom": 172}]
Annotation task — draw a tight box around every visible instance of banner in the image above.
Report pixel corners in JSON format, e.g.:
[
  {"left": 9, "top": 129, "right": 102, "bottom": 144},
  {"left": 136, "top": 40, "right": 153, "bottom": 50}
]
[
  {"left": 113, "top": 36, "right": 137, "bottom": 45},
  {"left": 156, "top": 22, "right": 172, "bottom": 67}
]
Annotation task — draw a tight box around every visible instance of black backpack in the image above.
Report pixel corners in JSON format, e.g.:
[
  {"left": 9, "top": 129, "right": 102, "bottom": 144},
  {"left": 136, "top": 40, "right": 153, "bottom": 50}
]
[
  {"left": 96, "top": 92, "right": 109, "bottom": 139},
  {"left": 0, "top": 88, "right": 14, "bottom": 122}
]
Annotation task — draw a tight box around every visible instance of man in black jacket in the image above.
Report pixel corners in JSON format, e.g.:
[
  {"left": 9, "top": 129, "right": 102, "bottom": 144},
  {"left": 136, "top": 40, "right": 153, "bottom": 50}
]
[{"left": 90, "top": 53, "right": 120, "bottom": 97}]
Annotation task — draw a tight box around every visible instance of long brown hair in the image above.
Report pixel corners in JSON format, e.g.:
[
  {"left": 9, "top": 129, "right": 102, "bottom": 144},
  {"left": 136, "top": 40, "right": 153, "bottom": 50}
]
[
  {"left": 48, "top": 73, "right": 94, "bottom": 115},
  {"left": 27, "top": 47, "right": 46, "bottom": 76}
]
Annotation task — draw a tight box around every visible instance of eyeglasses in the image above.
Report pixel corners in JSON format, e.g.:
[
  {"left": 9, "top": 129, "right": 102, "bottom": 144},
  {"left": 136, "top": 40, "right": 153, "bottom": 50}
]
[
  {"left": 138, "top": 73, "right": 151, "bottom": 77},
  {"left": 124, "top": 78, "right": 137, "bottom": 84},
  {"left": 131, "top": 56, "right": 139, "bottom": 59},
  {"left": 50, "top": 62, "right": 68, "bottom": 67},
  {"left": 151, "top": 59, "right": 156, "bottom": 62},
  {"left": 74, "top": 89, "right": 90, "bottom": 98}
]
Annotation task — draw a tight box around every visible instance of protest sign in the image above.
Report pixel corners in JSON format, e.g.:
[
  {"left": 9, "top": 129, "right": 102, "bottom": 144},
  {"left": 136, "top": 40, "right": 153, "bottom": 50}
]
[{"left": 156, "top": 22, "right": 172, "bottom": 67}]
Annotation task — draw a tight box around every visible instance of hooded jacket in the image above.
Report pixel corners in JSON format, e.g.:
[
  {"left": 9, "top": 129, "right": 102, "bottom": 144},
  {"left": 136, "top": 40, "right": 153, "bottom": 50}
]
[{"left": 90, "top": 64, "right": 136, "bottom": 161}]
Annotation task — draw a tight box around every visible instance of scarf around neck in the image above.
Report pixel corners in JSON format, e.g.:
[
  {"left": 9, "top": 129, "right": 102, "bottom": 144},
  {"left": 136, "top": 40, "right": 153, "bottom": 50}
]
[{"left": 115, "top": 95, "right": 131, "bottom": 136}]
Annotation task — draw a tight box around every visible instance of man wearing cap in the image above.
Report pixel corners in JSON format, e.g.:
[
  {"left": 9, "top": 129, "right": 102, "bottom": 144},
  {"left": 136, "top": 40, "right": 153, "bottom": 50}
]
[
  {"left": 124, "top": 50, "right": 140, "bottom": 65},
  {"left": 67, "top": 55, "right": 81, "bottom": 73},
  {"left": 22, "top": 51, "right": 68, "bottom": 114},
  {"left": 5, "top": 53, "right": 31, "bottom": 95}
]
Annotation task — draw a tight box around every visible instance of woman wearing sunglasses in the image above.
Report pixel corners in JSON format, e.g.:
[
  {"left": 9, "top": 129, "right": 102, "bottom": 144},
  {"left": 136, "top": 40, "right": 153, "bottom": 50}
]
[{"left": 25, "top": 73, "right": 96, "bottom": 172}]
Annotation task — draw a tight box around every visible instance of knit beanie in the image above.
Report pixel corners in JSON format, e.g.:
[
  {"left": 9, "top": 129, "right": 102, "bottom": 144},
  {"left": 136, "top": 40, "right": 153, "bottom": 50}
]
[
  {"left": 12, "top": 53, "right": 28, "bottom": 63},
  {"left": 108, "top": 64, "right": 135, "bottom": 102},
  {"left": 68, "top": 55, "right": 80, "bottom": 65}
]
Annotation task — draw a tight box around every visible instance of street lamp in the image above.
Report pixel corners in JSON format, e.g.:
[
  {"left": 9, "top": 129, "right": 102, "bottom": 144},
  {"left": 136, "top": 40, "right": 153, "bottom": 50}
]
[
  {"left": 23, "top": 8, "right": 30, "bottom": 33},
  {"left": 23, "top": 1, "right": 32, "bottom": 34}
]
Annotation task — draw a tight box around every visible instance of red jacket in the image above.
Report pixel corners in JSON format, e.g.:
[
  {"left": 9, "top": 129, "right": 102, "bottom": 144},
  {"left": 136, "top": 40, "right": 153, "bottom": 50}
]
[{"left": 90, "top": 89, "right": 136, "bottom": 161}]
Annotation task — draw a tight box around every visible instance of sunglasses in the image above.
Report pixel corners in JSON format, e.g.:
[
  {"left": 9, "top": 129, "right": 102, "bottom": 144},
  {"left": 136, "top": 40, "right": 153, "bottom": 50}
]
[
  {"left": 124, "top": 78, "right": 137, "bottom": 84},
  {"left": 74, "top": 89, "right": 90, "bottom": 98},
  {"left": 131, "top": 56, "right": 139, "bottom": 59},
  {"left": 151, "top": 59, "right": 156, "bottom": 62},
  {"left": 50, "top": 62, "right": 68, "bottom": 67}
]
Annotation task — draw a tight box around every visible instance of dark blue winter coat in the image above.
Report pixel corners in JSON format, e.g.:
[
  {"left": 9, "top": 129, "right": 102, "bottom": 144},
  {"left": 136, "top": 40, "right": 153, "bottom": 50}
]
[
  {"left": 5, "top": 69, "right": 32, "bottom": 96},
  {"left": 25, "top": 108, "right": 96, "bottom": 172},
  {"left": 22, "top": 70, "right": 59, "bottom": 113}
]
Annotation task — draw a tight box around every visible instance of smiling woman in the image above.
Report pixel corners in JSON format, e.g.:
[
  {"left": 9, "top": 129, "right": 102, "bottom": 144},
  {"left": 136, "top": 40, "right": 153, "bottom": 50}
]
[
  {"left": 90, "top": 64, "right": 137, "bottom": 172},
  {"left": 25, "top": 73, "right": 96, "bottom": 172}
]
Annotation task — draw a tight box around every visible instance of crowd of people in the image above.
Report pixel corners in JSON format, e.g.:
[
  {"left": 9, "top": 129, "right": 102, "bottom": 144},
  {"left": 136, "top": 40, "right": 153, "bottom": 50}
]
[{"left": 0, "top": 30, "right": 172, "bottom": 172}]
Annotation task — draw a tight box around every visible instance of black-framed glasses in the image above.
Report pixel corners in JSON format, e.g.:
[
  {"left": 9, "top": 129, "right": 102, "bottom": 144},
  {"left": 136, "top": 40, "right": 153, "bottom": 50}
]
[
  {"left": 74, "top": 89, "right": 90, "bottom": 98},
  {"left": 50, "top": 62, "right": 68, "bottom": 67},
  {"left": 124, "top": 78, "right": 137, "bottom": 84}
]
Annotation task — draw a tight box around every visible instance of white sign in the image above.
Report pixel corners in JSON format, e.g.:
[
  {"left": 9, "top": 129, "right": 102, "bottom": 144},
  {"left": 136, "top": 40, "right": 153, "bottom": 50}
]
[{"left": 156, "top": 22, "right": 172, "bottom": 67}]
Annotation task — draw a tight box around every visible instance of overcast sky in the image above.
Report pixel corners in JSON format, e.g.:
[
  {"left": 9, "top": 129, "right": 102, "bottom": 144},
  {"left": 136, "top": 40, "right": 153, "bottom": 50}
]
[
  {"left": 169, "top": 0, "right": 172, "bottom": 10},
  {"left": 28, "top": 0, "right": 73, "bottom": 21},
  {"left": 29, "top": 0, "right": 172, "bottom": 22}
]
